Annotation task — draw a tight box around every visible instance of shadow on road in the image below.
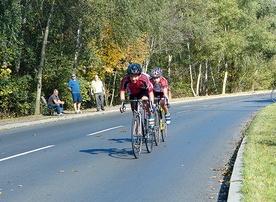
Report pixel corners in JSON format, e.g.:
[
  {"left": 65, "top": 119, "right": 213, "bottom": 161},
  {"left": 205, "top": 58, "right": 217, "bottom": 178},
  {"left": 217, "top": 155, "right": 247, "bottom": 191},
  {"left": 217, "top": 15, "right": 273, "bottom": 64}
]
[
  {"left": 79, "top": 147, "right": 134, "bottom": 159},
  {"left": 79, "top": 138, "right": 136, "bottom": 159},
  {"left": 243, "top": 98, "right": 273, "bottom": 103}
]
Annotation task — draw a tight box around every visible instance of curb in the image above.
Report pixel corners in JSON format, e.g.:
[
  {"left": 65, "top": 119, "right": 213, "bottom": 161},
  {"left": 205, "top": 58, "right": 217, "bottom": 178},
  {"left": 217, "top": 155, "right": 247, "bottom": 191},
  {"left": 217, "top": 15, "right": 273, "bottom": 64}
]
[
  {"left": 0, "top": 108, "right": 119, "bottom": 131},
  {"left": 227, "top": 136, "right": 246, "bottom": 201}
]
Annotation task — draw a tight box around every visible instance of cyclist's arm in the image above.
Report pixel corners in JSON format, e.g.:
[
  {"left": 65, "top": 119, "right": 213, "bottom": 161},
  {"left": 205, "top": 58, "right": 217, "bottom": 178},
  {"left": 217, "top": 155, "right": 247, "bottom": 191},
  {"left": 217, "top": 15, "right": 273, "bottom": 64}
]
[
  {"left": 149, "top": 91, "right": 155, "bottom": 109},
  {"left": 120, "top": 89, "right": 126, "bottom": 101},
  {"left": 163, "top": 87, "right": 169, "bottom": 100}
]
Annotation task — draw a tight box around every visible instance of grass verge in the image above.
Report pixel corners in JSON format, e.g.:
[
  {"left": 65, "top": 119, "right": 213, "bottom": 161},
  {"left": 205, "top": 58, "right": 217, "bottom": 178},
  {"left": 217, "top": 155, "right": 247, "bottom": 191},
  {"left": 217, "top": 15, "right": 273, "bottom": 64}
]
[{"left": 241, "top": 103, "right": 276, "bottom": 201}]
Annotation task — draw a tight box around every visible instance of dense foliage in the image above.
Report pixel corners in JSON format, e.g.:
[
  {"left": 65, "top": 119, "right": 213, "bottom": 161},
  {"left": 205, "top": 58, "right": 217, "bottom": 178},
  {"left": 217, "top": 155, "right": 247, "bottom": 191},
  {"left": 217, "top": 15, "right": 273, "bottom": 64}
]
[{"left": 0, "top": 0, "right": 275, "bottom": 118}]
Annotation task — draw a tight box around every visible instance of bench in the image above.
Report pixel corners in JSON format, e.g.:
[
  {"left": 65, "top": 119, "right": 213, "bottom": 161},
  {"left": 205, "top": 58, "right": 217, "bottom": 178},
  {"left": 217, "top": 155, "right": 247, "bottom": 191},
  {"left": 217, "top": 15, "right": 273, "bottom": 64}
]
[{"left": 41, "top": 96, "right": 56, "bottom": 115}]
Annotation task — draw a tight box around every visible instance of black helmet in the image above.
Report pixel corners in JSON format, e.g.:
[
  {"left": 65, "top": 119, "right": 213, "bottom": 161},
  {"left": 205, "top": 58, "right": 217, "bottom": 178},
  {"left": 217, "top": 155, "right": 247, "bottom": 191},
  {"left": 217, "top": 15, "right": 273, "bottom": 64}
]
[
  {"left": 150, "top": 66, "right": 162, "bottom": 78},
  {"left": 127, "top": 63, "right": 142, "bottom": 75}
]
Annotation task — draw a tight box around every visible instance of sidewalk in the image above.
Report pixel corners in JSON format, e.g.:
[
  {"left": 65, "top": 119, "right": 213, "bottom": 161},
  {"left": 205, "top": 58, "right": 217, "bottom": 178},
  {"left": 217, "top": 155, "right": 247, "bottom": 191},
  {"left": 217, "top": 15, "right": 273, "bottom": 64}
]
[{"left": 0, "top": 107, "right": 119, "bottom": 131}]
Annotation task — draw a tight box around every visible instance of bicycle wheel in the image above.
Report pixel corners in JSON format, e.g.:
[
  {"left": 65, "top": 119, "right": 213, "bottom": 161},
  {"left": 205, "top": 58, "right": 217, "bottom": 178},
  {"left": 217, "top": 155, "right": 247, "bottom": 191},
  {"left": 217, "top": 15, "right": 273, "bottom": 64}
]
[
  {"left": 153, "top": 110, "right": 161, "bottom": 146},
  {"left": 160, "top": 111, "right": 168, "bottom": 142},
  {"left": 145, "top": 120, "right": 154, "bottom": 153},
  {"left": 131, "top": 114, "right": 142, "bottom": 159},
  {"left": 271, "top": 89, "right": 276, "bottom": 102}
]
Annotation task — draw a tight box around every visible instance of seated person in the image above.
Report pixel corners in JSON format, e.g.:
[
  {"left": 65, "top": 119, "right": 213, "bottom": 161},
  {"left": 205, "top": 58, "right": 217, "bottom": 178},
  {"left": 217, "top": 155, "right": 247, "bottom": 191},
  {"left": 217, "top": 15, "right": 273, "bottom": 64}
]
[{"left": 48, "top": 89, "right": 65, "bottom": 116}]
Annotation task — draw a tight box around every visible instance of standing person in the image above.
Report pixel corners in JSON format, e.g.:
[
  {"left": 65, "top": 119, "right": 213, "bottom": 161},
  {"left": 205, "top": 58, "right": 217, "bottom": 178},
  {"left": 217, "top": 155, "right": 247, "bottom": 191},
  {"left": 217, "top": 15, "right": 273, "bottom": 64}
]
[
  {"left": 68, "top": 73, "right": 82, "bottom": 114},
  {"left": 90, "top": 74, "right": 105, "bottom": 111},
  {"left": 48, "top": 89, "right": 65, "bottom": 116},
  {"left": 150, "top": 66, "right": 171, "bottom": 124},
  {"left": 119, "top": 63, "right": 155, "bottom": 127}
]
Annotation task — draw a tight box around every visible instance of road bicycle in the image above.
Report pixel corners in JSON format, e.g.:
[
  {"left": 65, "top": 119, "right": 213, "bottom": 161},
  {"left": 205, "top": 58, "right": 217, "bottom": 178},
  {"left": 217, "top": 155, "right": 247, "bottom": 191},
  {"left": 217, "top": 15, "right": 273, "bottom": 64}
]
[
  {"left": 154, "top": 97, "right": 168, "bottom": 143},
  {"left": 271, "top": 88, "right": 276, "bottom": 102},
  {"left": 121, "top": 100, "right": 155, "bottom": 159}
]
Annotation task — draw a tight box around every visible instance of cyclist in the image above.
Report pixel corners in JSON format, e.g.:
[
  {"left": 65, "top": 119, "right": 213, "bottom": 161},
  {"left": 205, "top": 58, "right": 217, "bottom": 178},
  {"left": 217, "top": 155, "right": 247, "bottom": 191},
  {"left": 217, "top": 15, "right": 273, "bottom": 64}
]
[
  {"left": 120, "top": 63, "right": 155, "bottom": 127},
  {"left": 150, "top": 66, "right": 171, "bottom": 124}
]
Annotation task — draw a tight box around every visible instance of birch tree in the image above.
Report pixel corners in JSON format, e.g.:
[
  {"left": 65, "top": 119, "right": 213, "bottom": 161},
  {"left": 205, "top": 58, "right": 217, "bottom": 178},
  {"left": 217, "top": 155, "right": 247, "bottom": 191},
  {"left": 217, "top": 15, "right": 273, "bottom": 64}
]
[{"left": 34, "top": 0, "right": 54, "bottom": 115}]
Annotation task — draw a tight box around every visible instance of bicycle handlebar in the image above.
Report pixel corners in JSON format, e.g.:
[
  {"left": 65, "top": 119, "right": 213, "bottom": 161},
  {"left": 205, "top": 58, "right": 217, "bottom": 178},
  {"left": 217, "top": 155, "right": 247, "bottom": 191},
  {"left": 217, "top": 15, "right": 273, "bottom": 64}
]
[
  {"left": 119, "top": 99, "right": 154, "bottom": 112},
  {"left": 154, "top": 97, "right": 170, "bottom": 108}
]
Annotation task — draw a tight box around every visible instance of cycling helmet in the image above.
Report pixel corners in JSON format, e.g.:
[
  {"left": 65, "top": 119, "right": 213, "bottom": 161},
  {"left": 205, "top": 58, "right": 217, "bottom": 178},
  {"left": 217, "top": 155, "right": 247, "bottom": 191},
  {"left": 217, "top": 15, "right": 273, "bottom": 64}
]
[
  {"left": 150, "top": 66, "right": 162, "bottom": 78},
  {"left": 127, "top": 63, "right": 142, "bottom": 75}
]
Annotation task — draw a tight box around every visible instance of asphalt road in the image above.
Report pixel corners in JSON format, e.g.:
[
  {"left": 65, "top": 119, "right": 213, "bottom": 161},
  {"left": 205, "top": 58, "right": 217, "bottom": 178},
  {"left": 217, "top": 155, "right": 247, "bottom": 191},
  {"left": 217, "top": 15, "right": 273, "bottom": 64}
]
[{"left": 0, "top": 92, "right": 272, "bottom": 202}]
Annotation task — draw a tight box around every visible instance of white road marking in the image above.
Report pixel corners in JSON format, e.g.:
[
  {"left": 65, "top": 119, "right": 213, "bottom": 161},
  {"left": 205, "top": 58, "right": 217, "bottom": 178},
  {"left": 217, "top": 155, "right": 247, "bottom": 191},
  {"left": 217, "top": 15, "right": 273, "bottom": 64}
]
[
  {"left": 0, "top": 145, "right": 55, "bottom": 162},
  {"left": 87, "top": 125, "right": 124, "bottom": 136},
  {"left": 176, "top": 110, "right": 191, "bottom": 114}
]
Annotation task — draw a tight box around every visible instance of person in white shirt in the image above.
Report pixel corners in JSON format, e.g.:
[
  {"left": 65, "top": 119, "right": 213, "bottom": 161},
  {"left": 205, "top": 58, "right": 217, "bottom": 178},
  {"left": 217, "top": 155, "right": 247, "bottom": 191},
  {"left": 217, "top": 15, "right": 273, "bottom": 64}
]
[{"left": 90, "top": 75, "right": 105, "bottom": 111}]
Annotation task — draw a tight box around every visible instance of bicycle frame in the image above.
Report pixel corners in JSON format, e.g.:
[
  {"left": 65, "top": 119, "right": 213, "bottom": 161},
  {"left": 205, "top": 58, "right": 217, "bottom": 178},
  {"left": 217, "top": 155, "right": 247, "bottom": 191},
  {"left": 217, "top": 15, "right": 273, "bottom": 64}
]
[
  {"left": 154, "top": 97, "right": 168, "bottom": 142},
  {"left": 126, "top": 99, "right": 154, "bottom": 158}
]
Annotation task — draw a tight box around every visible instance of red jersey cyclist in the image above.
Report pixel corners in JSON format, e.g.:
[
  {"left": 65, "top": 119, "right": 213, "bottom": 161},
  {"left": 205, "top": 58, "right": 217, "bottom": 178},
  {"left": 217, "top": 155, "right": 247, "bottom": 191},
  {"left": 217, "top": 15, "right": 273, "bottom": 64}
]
[
  {"left": 150, "top": 66, "right": 171, "bottom": 124},
  {"left": 120, "top": 63, "right": 155, "bottom": 127}
]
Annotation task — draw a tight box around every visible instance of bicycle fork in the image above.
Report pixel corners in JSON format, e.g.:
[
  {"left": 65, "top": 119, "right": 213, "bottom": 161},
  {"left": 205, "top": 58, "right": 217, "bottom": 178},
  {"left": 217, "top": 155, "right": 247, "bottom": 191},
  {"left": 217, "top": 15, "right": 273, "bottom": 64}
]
[{"left": 159, "top": 111, "right": 163, "bottom": 130}]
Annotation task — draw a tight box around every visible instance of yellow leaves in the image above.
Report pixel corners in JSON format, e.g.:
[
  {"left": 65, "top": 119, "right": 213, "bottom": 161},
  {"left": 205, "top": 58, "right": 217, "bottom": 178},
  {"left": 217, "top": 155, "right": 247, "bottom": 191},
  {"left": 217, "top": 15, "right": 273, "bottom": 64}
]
[
  {"left": 0, "top": 66, "right": 12, "bottom": 79},
  {"left": 125, "top": 32, "right": 150, "bottom": 66},
  {"left": 246, "top": 174, "right": 253, "bottom": 180},
  {"left": 87, "top": 23, "right": 150, "bottom": 75}
]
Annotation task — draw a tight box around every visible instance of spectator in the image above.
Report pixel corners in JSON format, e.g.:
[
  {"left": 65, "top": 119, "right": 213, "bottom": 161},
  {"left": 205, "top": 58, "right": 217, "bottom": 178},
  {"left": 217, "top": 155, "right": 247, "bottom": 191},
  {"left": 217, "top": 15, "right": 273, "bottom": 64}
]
[
  {"left": 68, "top": 73, "right": 82, "bottom": 114},
  {"left": 90, "top": 74, "right": 105, "bottom": 111},
  {"left": 48, "top": 89, "right": 65, "bottom": 116}
]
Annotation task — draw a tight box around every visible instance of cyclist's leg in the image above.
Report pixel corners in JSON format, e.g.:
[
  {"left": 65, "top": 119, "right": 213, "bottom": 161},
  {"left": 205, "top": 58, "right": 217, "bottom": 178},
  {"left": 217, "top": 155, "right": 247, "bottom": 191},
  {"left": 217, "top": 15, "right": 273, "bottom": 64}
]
[
  {"left": 160, "top": 95, "right": 171, "bottom": 125},
  {"left": 139, "top": 90, "right": 154, "bottom": 127},
  {"left": 129, "top": 95, "right": 138, "bottom": 111}
]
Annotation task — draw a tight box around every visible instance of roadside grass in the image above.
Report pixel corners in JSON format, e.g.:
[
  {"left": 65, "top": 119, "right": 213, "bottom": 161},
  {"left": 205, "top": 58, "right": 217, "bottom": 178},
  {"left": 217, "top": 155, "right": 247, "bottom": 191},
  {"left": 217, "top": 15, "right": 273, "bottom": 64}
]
[{"left": 242, "top": 103, "right": 276, "bottom": 201}]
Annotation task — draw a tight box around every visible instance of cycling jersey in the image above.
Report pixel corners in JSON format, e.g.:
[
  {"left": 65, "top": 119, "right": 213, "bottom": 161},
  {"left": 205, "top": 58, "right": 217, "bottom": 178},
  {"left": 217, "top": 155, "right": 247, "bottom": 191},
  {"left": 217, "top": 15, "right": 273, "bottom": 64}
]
[
  {"left": 120, "top": 73, "right": 153, "bottom": 95},
  {"left": 150, "top": 76, "right": 169, "bottom": 97}
]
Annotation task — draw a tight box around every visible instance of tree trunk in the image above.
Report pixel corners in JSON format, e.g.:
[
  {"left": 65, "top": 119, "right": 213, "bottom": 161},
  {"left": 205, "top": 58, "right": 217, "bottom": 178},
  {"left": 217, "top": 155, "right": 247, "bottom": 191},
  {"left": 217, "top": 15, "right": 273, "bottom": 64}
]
[
  {"left": 34, "top": 0, "right": 54, "bottom": 115},
  {"left": 217, "top": 59, "right": 221, "bottom": 93},
  {"left": 73, "top": 20, "right": 82, "bottom": 72},
  {"left": 210, "top": 64, "right": 218, "bottom": 94},
  {"left": 205, "top": 59, "right": 208, "bottom": 96},
  {"left": 187, "top": 42, "right": 196, "bottom": 97},
  {"left": 168, "top": 55, "right": 172, "bottom": 98},
  {"left": 252, "top": 65, "right": 259, "bottom": 91},
  {"left": 15, "top": 0, "right": 29, "bottom": 73},
  {"left": 222, "top": 62, "right": 228, "bottom": 95},
  {"left": 196, "top": 63, "right": 202, "bottom": 96},
  {"left": 110, "top": 71, "right": 117, "bottom": 106}
]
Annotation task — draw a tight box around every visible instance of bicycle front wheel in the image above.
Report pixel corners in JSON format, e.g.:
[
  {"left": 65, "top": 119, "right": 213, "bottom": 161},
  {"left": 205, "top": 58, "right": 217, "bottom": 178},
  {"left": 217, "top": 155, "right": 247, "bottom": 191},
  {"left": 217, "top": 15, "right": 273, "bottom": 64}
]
[
  {"left": 154, "top": 110, "right": 161, "bottom": 146},
  {"left": 145, "top": 129, "right": 154, "bottom": 153},
  {"left": 145, "top": 119, "right": 154, "bottom": 153},
  {"left": 271, "top": 89, "right": 276, "bottom": 102},
  {"left": 131, "top": 114, "right": 142, "bottom": 159},
  {"left": 161, "top": 112, "right": 168, "bottom": 142}
]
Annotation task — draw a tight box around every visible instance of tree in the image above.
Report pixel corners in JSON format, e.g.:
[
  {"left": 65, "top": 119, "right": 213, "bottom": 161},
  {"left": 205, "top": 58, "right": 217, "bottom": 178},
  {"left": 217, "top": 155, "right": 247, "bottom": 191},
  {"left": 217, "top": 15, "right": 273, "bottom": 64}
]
[{"left": 34, "top": 0, "right": 55, "bottom": 115}]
